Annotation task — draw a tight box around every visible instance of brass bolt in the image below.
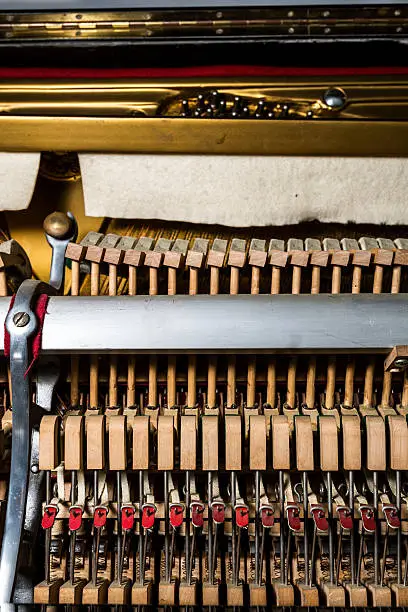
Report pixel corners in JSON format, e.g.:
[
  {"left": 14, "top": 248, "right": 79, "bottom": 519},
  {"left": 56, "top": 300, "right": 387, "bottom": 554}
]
[{"left": 43, "top": 211, "right": 73, "bottom": 239}]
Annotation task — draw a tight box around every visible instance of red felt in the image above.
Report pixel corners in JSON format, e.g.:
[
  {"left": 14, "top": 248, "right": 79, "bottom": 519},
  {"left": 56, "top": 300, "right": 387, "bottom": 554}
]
[
  {"left": 0, "top": 65, "right": 407, "bottom": 80},
  {"left": 4, "top": 293, "right": 49, "bottom": 378}
]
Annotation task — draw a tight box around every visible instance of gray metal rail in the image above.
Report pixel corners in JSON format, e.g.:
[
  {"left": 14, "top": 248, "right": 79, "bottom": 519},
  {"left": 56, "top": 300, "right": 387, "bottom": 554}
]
[
  {"left": 0, "top": 294, "right": 405, "bottom": 354},
  {"left": 0, "top": 0, "right": 406, "bottom": 8}
]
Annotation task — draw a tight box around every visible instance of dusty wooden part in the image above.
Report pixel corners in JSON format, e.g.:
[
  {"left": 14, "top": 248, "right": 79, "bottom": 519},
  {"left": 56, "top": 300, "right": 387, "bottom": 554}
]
[
  {"left": 179, "top": 583, "right": 197, "bottom": 605},
  {"left": 59, "top": 579, "right": 87, "bottom": 604},
  {"left": 367, "top": 584, "right": 391, "bottom": 606},
  {"left": 187, "top": 355, "right": 196, "bottom": 407},
  {"left": 391, "top": 584, "right": 408, "bottom": 606},
  {"left": 108, "top": 580, "right": 132, "bottom": 605},
  {"left": 109, "top": 355, "right": 118, "bottom": 407},
  {"left": 325, "top": 356, "right": 336, "bottom": 410},
  {"left": 381, "top": 370, "right": 392, "bottom": 407},
  {"left": 149, "top": 267, "right": 158, "bottom": 296},
  {"left": 363, "top": 358, "right": 375, "bottom": 408},
  {"left": 267, "top": 358, "right": 276, "bottom": 407},
  {"left": 86, "top": 415, "right": 105, "bottom": 471},
  {"left": 402, "top": 369, "right": 408, "bottom": 407},
  {"left": 373, "top": 265, "right": 384, "bottom": 294},
  {"left": 82, "top": 580, "right": 109, "bottom": 604},
  {"left": 225, "top": 415, "right": 241, "bottom": 470},
  {"left": 202, "top": 583, "right": 219, "bottom": 605},
  {"left": 34, "top": 579, "right": 64, "bottom": 604},
  {"left": 273, "top": 583, "right": 294, "bottom": 606},
  {"left": 157, "top": 415, "right": 174, "bottom": 470},
  {"left": 148, "top": 355, "right": 157, "bottom": 407},
  {"left": 132, "top": 415, "right": 150, "bottom": 470},
  {"left": 322, "top": 584, "right": 346, "bottom": 606},
  {"left": 227, "top": 355, "right": 236, "bottom": 407},
  {"left": 71, "top": 260, "right": 80, "bottom": 296},
  {"left": 89, "top": 354, "right": 99, "bottom": 409},
  {"left": 167, "top": 355, "right": 176, "bottom": 407},
  {"left": 188, "top": 268, "right": 198, "bottom": 295},
  {"left": 251, "top": 266, "right": 260, "bottom": 294},
  {"left": 158, "top": 581, "right": 177, "bottom": 605},
  {"left": 295, "top": 416, "right": 314, "bottom": 471},
  {"left": 226, "top": 585, "right": 244, "bottom": 606},
  {"left": 287, "top": 357, "right": 297, "bottom": 408},
  {"left": 128, "top": 266, "right": 137, "bottom": 295},
  {"left": 108, "top": 263, "right": 117, "bottom": 296},
  {"left": 207, "top": 356, "right": 217, "bottom": 409},
  {"left": 70, "top": 355, "right": 79, "bottom": 406},
  {"left": 342, "top": 415, "right": 361, "bottom": 471},
  {"left": 64, "top": 415, "right": 84, "bottom": 471},
  {"left": 311, "top": 266, "right": 320, "bottom": 294},
  {"left": 352, "top": 266, "right": 362, "bottom": 293},
  {"left": 247, "top": 356, "right": 256, "bottom": 407},
  {"left": 306, "top": 356, "right": 316, "bottom": 409},
  {"left": 39, "top": 415, "right": 60, "bottom": 471},
  {"left": 384, "top": 345, "right": 408, "bottom": 372},
  {"left": 249, "top": 414, "right": 267, "bottom": 470},
  {"left": 180, "top": 415, "right": 196, "bottom": 471},
  {"left": 127, "top": 356, "right": 136, "bottom": 406},
  {"left": 345, "top": 584, "right": 368, "bottom": 606},
  {"left": 388, "top": 415, "right": 408, "bottom": 470},
  {"left": 131, "top": 582, "right": 153, "bottom": 605},
  {"left": 249, "top": 585, "right": 267, "bottom": 606},
  {"left": 292, "top": 266, "right": 301, "bottom": 294},
  {"left": 167, "top": 267, "right": 177, "bottom": 295},
  {"left": 344, "top": 358, "right": 355, "bottom": 407},
  {"left": 332, "top": 265, "right": 342, "bottom": 294},
  {"left": 202, "top": 415, "right": 218, "bottom": 471},
  {"left": 108, "top": 415, "right": 127, "bottom": 471},
  {"left": 90, "top": 262, "right": 99, "bottom": 296},
  {"left": 230, "top": 266, "right": 240, "bottom": 295},
  {"left": 210, "top": 267, "right": 219, "bottom": 295},
  {"left": 319, "top": 415, "right": 338, "bottom": 472},
  {"left": 272, "top": 415, "right": 290, "bottom": 470},
  {"left": 366, "top": 416, "right": 386, "bottom": 471},
  {"left": 271, "top": 266, "right": 281, "bottom": 294},
  {"left": 297, "top": 584, "right": 319, "bottom": 605}
]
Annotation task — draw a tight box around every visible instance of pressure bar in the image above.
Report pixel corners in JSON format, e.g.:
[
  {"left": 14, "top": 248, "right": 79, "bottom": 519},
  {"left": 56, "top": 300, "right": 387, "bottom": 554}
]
[
  {"left": 0, "top": 0, "right": 405, "bottom": 8},
  {"left": 0, "top": 294, "right": 406, "bottom": 354}
]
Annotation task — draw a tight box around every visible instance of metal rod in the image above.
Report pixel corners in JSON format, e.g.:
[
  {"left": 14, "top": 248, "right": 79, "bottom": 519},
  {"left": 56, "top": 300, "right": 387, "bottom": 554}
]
[
  {"left": 139, "top": 470, "right": 144, "bottom": 585},
  {"left": 185, "top": 471, "right": 191, "bottom": 585},
  {"left": 397, "top": 470, "right": 402, "bottom": 584},
  {"left": 381, "top": 526, "right": 388, "bottom": 586},
  {"left": 44, "top": 471, "right": 51, "bottom": 585},
  {"left": 357, "top": 531, "right": 364, "bottom": 586},
  {"left": 231, "top": 471, "right": 237, "bottom": 586},
  {"left": 208, "top": 472, "right": 213, "bottom": 585},
  {"left": 69, "top": 470, "right": 77, "bottom": 585},
  {"left": 349, "top": 471, "right": 355, "bottom": 585},
  {"left": 303, "top": 472, "right": 309, "bottom": 586},
  {"left": 92, "top": 470, "right": 99, "bottom": 586},
  {"left": 336, "top": 530, "right": 343, "bottom": 586},
  {"left": 116, "top": 471, "right": 122, "bottom": 582},
  {"left": 164, "top": 470, "right": 170, "bottom": 582},
  {"left": 255, "top": 471, "right": 260, "bottom": 585},
  {"left": 3, "top": 293, "right": 405, "bottom": 354},
  {"left": 279, "top": 470, "right": 286, "bottom": 584},
  {"left": 310, "top": 524, "right": 317, "bottom": 586},
  {"left": 327, "top": 472, "right": 334, "bottom": 584},
  {"left": 373, "top": 471, "right": 379, "bottom": 585}
]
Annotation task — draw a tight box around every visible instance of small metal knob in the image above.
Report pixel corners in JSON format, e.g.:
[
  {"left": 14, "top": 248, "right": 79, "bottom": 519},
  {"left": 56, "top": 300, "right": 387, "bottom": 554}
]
[
  {"left": 323, "top": 87, "right": 347, "bottom": 110},
  {"left": 43, "top": 211, "right": 73, "bottom": 240},
  {"left": 13, "top": 312, "right": 30, "bottom": 327}
]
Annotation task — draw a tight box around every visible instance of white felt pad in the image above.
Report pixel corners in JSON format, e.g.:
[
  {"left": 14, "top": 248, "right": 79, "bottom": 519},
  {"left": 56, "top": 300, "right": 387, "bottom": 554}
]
[{"left": 0, "top": 153, "right": 41, "bottom": 211}]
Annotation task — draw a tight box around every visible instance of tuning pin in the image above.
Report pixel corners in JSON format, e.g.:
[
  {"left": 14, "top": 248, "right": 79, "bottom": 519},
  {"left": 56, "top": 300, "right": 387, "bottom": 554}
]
[
  {"left": 194, "top": 93, "right": 205, "bottom": 117},
  {"left": 206, "top": 106, "right": 214, "bottom": 118},
  {"left": 306, "top": 110, "right": 314, "bottom": 119},
  {"left": 181, "top": 99, "right": 190, "bottom": 117},
  {"left": 255, "top": 99, "right": 267, "bottom": 119},
  {"left": 241, "top": 104, "right": 250, "bottom": 118},
  {"left": 231, "top": 96, "right": 242, "bottom": 118},
  {"left": 218, "top": 97, "right": 227, "bottom": 117},
  {"left": 209, "top": 90, "right": 220, "bottom": 110},
  {"left": 281, "top": 103, "right": 290, "bottom": 118}
]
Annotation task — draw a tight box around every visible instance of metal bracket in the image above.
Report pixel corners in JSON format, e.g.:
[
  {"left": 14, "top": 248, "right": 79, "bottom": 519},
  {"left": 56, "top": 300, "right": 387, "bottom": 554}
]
[
  {"left": 44, "top": 212, "right": 77, "bottom": 293},
  {"left": 0, "top": 279, "right": 55, "bottom": 606}
]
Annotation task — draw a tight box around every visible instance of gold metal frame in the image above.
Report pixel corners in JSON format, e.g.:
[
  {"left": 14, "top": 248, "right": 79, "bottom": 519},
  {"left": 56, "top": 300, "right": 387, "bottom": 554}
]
[{"left": 1, "top": 75, "right": 408, "bottom": 155}]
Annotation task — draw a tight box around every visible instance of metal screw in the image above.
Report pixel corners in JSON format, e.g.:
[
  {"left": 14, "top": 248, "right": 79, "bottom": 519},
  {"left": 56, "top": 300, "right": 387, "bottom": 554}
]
[
  {"left": 395, "top": 9, "right": 401, "bottom": 16},
  {"left": 323, "top": 87, "right": 347, "bottom": 110},
  {"left": 216, "top": 11, "right": 222, "bottom": 18},
  {"left": 323, "top": 10, "right": 330, "bottom": 17},
  {"left": 394, "top": 358, "right": 408, "bottom": 369},
  {"left": 31, "top": 464, "right": 39, "bottom": 474},
  {"left": 13, "top": 312, "right": 30, "bottom": 327},
  {"left": 288, "top": 27, "right": 295, "bottom": 34},
  {"left": 396, "top": 27, "right": 403, "bottom": 33},
  {"left": 216, "top": 28, "right": 223, "bottom": 35},
  {"left": 324, "top": 27, "right": 331, "bottom": 34},
  {"left": 287, "top": 10, "right": 294, "bottom": 17}
]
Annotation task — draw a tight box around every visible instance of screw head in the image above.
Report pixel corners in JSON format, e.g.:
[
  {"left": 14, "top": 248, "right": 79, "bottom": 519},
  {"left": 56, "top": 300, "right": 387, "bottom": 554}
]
[
  {"left": 323, "top": 87, "right": 347, "bottom": 110},
  {"left": 31, "top": 464, "right": 39, "bottom": 474},
  {"left": 394, "top": 358, "right": 408, "bottom": 369},
  {"left": 13, "top": 312, "right": 30, "bottom": 327}
]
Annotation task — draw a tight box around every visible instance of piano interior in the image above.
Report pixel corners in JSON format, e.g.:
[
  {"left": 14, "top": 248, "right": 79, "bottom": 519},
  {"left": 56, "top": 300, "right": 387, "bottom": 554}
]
[{"left": 0, "top": 1, "right": 408, "bottom": 610}]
